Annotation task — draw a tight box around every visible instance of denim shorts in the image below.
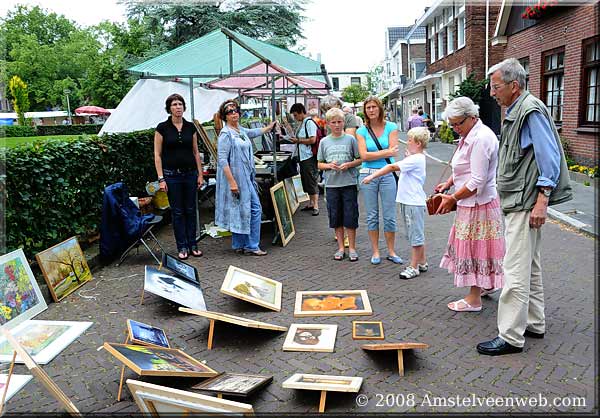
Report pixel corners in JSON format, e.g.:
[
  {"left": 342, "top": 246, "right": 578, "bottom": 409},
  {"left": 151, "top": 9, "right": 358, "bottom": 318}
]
[
  {"left": 326, "top": 185, "right": 359, "bottom": 229},
  {"left": 399, "top": 203, "right": 425, "bottom": 246}
]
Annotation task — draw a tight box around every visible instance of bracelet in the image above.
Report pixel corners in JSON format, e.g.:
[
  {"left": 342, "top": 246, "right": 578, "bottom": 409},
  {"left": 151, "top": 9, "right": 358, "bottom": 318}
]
[{"left": 158, "top": 177, "right": 165, "bottom": 183}]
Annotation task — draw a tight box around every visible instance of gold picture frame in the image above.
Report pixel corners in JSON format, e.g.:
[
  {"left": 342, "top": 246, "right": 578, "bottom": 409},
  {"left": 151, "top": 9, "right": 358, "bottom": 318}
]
[
  {"left": 220, "top": 265, "right": 282, "bottom": 311},
  {"left": 294, "top": 290, "right": 373, "bottom": 317},
  {"left": 352, "top": 321, "right": 384, "bottom": 340}
]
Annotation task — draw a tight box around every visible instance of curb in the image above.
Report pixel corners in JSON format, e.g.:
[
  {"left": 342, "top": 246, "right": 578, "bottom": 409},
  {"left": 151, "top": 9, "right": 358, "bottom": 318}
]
[{"left": 402, "top": 138, "right": 597, "bottom": 239}]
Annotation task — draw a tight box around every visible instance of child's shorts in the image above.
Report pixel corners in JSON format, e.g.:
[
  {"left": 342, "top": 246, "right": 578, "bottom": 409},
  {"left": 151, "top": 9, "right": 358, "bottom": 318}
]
[
  {"left": 399, "top": 203, "right": 425, "bottom": 246},
  {"left": 326, "top": 185, "right": 359, "bottom": 229}
]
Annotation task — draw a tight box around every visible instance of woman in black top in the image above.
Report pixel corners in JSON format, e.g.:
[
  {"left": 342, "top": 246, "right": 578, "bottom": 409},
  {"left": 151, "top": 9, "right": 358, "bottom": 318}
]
[{"left": 154, "top": 93, "right": 204, "bottom": 260}]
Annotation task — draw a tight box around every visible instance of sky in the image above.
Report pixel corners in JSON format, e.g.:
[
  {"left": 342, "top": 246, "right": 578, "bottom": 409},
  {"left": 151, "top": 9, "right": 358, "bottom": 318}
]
[{"left": 0, "top": 0, "right": 431, "bottom": 73}]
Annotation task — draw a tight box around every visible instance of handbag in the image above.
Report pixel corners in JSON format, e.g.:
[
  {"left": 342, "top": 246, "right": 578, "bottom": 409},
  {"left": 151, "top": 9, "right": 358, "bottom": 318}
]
[
  {"left": 426, "top": 142, "right": 460, "bottom": 215},
  {"left": 366, "top": 125, "right": 399, "bottom": 184}
]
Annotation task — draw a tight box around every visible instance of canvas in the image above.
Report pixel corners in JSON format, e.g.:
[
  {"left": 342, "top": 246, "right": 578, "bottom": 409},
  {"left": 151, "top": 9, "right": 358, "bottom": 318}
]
[
  {"left": 127, "top": 319, "right": 170, "bottom": 348},
  {"left": 291, "top": 175, "right": 309, "bottom": 203},
  {"left": 282, "top": 373, "right": 363, "bottom": 393},
  {"left": 352, "top": 321, "right": 384, "bottom": 340},
  {"left": 161, "top": 253, "right": 199, "bottom": 285},
  {"left": 192, "top": 372, "right": 272, "bottom": 397},
  {"left": 35, "top": 237, "right": 92, "bottom": 303},
  {"left": 284, "top": 177, "right": 299, "bottom": 214},
  {"left": 0, "top": 374, "right": 32, "bottom": 403},
  {"left": 103, "top": 343, "right": 218, "bottom": 377},
  {"left": 0, "top": 320, "right": 93, "bottom": 364},
  {"left": 294, "top": 290, "right": 373, "bottom": 317},
  {"left": 282, "top": 324, "right": 337, "bottom": 353},
  {"left": 220, "top": 266, "right": 282, "bottom": 311},
  {"left": 270, "top": 182, "right": 295, "bottom": 246},
  {"left": 127, "top": 379, "right": 253, "bottom": 415},
  {"left": 144, "top": 266, "right": 206, "bottom": 311},
  {"left": 0, "top": 249, "right": 47, "bottom": 330}
]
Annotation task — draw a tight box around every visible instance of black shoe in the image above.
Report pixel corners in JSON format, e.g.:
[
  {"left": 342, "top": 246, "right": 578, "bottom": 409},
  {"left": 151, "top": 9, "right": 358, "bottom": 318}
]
[
  {"left": 300, "top": 205, "right": 314, "bottom": 211},
  {"left": 476, "top": 336, "right": 523, "bottom": 356},
  {"left": 524, "top": 329, "right": 545, "bottom": 339},
  {"left": 311, "top": 208, "right": 319, "bottom": 216}
]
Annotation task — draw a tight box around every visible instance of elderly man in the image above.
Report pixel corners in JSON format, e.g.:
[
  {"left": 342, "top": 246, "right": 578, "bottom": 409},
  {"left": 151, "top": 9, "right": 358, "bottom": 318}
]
[{"left": 477, "top": 58, "right": 572, "bottom": 356}]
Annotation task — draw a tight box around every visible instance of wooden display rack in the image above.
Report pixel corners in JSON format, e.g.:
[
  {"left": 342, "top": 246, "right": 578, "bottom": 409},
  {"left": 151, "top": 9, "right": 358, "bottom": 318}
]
[{"left": 361, "top": 342, "right": 429, "bottom": 376}]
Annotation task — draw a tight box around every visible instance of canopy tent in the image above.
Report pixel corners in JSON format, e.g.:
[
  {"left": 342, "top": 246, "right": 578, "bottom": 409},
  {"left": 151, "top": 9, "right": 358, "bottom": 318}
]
[{"left": 98, "top": 78, "right": 236, "bottom": 135}]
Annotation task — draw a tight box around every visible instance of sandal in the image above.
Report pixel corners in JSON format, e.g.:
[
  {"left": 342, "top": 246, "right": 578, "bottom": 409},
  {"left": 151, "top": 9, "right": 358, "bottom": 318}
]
[
  {"left": 448, "top": 298, "right": 482, "bottom": 312},
  {"left": 333, "top": 250, "right": 345, "bottom": 261},
  {"left": 348, "top": 250, "right": 359, "bottom": 262},
  {"left": 191, "top": 248, "right": 203, "bottom": 257},
  {"left": 178, "top": 250, "right": 189, "bottom": 260},
  {"left": 480, "top": 288, "right": 498, "bottom": 297}
]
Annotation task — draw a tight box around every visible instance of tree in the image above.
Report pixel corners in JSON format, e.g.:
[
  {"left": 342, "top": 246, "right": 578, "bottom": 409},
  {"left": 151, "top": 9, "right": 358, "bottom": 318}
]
[
  {"left": 342, "top": 84, "right": 370, "bottom": 108},
  {"left": 449, "top": 74, "right": 488, "bottom": 104},
  {"left": 366, "top": 65, "right": 384, "bottom": 95},
  {"left": 8, "top": 75, "right": 30, "bottom": 125},
  {"left": 120, "top": 0, "right": 306, "bottom": 49}
]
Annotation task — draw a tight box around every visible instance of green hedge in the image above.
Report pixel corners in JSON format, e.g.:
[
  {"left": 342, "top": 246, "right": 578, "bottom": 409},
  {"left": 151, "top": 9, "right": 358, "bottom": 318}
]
[
  {"left": 2, "top": 130, "right": 156, "bottom": 258},
  {"left": 0, "top": 124, "right": 103, "bottom": 138}
]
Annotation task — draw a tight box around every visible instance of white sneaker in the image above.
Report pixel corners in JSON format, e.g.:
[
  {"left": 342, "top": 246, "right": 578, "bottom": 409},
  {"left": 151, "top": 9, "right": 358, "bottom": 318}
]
[
  {"left": 417, "top": 263, "right": 429, "bottom": 272},
  {"left": 399, "top": 266, "right": 420, "bottom": 280}
]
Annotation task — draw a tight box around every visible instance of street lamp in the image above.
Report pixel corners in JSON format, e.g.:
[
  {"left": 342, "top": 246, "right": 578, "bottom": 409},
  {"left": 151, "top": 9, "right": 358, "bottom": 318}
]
[{"left": 64, "top": 88, "right": 72, "bottom": 125}]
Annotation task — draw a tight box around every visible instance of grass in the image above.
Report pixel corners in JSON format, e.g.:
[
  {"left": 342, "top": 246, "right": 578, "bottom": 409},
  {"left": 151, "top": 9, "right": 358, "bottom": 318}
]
[{"left": 1, "top": 134, "right": 82, "bottom": 148}]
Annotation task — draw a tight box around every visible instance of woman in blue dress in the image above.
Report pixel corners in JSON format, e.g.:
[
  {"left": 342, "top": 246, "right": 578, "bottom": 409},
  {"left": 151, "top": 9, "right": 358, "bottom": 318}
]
[{"left": 214, "top": 100, "right": 275, "bottom": 256}]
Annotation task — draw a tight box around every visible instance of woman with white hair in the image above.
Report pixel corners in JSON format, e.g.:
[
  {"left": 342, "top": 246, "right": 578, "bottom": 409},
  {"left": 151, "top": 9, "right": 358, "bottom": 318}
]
[{"left": 434, "top": 96, "right": 505, "bottom": 312}]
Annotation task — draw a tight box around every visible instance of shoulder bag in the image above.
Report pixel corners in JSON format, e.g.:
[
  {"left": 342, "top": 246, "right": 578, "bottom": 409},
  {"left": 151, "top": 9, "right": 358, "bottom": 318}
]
[{"left": 366, "top": 124, "right": 399, "bottom": 184}]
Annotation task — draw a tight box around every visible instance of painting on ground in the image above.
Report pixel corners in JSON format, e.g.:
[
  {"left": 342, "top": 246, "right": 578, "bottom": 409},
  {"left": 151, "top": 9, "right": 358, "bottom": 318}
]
[
  {"left": 35, "top": 237, "right": 92, "bottom": 302},
  {"left": 144, "top": 266, "right": 206, "bottom": 311},
  {"left": 0, "top": 374, "right": 33, "bottom": 403},
  {"left": 0, "top": 249, "right": 47, "bottom": 330}
]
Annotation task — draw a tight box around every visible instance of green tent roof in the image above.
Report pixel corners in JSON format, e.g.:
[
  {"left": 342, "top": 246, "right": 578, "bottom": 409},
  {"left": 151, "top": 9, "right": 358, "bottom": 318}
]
[{"left": 128, "top": 28, "right": 324, "bottom": 84}]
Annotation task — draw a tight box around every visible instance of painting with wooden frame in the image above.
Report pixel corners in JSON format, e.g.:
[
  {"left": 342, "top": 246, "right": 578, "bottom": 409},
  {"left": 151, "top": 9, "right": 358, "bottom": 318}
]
[
  {"left": 126, "top": 319, "right": 170, "bottom": 348},
  {"left": 220, "top": 265, "right": 282, "bottom": 311},
  {"left": 35, "top": 237, "right": 92, "bottom": 303},
  {"left": 179, "top": 308, "right": 287, "bottom": 331},
  {"left": 192, "top": 372, "right": 273, "bottom": 398},
  {"left": 0, "top": 249, "right": 47, "bottom": 330},
  {"left": 291, "top": 174, "right": 309, "bottom": 203},
  {"left": 103, "top": 343, "right": 218, "bottom": 377},
  {"left": 352, "top": 321, "right": 384, "bottom": 340},
  {"left": 270, "top": 181, "right": 295, "bottom": 246},
  {"left": 294, "top": 290, "right": 373, "bottom": 317},
  {"left": 204, "top": 125, "right": 218, "bottom": 154},
  {"left": 282, "top": 373, "right": 363, "bottom": 393},
  {"left": 284, "top": 177, "right": 299, "bottom": 214},
  {"left": 282, "top": 324, "right": 338, "bottom": 353},
  {"left": 193, "top": 119, "right": 217, "bottom": 162},
  {"left": 127, "top": 379, "right": 254, "bottom": 415},
  {"left": 1, "top": 328, "right": 81, "bottom": 417}
]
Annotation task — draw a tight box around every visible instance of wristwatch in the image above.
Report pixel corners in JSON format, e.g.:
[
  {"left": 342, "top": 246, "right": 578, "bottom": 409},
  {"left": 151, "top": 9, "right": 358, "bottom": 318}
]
[{"left": 539, "top": 187, "right": 552, "bottom": 197}]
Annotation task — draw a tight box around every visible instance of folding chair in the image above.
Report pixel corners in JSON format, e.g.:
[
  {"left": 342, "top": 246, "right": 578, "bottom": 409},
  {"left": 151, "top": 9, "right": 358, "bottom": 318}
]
[{"left": 116, "top": 215, "right": 165, "bottom": 266}]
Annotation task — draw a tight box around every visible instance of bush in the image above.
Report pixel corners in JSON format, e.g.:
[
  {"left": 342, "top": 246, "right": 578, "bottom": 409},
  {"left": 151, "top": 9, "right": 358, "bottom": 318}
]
[
  {"left": 2, "top": 129, "right": 156, "bottom": 258},
  {"left": 0, "top": 123, "right": 103, "bottom": 137},
  {"left": 437, "top": 121, "right": 456, "bottom": 144},
  {"left": 0, "top": 125, "right": 37, "bottom": 137}
]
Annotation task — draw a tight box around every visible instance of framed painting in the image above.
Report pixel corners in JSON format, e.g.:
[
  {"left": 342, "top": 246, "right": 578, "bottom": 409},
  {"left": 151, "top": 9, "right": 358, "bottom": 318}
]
[
  {"left": 161, "top": 252, "right": 199, "bottom": 285},
  {"left": 294, "top": 290, "right": 372, "bottom": 317},
  {"left": 270, "top": 181, "right": 295, "bottom": 246},
  {"left": 284, "top": 177, "right": 299, "bottom": 214},
  {"left": 193, "top": 120, "right": 217, "bottom": 162},
  {"left": 103, "top": 343, "right": 218, "bottom": 377},
  {"left": 0, "top": 374, "right": 32, "bottom": 403},
  {"left": 291, "top": 174, "right": 309, "bottom": 203},
  {"left": 192, "top": 372, "right": 272, "bottom": 398},
  {"left": 127, "top": 379, "right": 254, "bottom": 415},
  {"left": 144, "top": 266, "right": 206, "bottom": 311},
  {"left": 1, "top": 328, "right": 81, "bottom": 417},
  {"left": 220, "top": 265, "right": 282, "bottom": 311},
  {"left": 126, "top": 319, "right": 170, "bottom": 348},
  {"left": 204, "top": 126, "right": 218, "bottom": 153},
  {"left": 0, "top": 320, "right": 92, "bottom": 364},
  {"left": 352, "top": 321, "right": 384, "bottom": 340},
  {"left": 179, "top": 308, "right": 287, "bottom": 332},
  {"left": 282, "top": 373, "right": 363, "bottom": 393},
  {"left": 0, "top": 249, "right": 47, "bottom": 330},
  {"left": 35, "top": 236, "right": 93, "bottom": 303},
  {"left": 282, "top": 324, "right": 338, "bottom": 353}
]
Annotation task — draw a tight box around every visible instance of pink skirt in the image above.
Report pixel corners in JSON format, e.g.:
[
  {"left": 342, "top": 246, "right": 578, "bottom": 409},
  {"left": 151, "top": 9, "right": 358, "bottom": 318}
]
[{"left": 440, "top": 197, "right": 505, "bottom": 289}]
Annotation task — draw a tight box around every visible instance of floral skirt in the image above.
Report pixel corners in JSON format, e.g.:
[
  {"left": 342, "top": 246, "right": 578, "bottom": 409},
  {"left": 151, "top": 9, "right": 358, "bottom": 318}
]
[{"left": 440, "top": 197, "right": 505, "bottom": 289}]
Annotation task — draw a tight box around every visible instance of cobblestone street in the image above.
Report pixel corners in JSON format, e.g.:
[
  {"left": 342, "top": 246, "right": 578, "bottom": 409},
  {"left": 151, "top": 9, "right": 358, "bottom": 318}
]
[{"left": 5, "top": 151, "right": 596, "bottom": 415}]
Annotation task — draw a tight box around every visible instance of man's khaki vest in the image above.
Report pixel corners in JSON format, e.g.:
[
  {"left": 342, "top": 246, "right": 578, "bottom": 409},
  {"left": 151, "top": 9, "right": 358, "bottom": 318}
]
[{"left": 497, "top": 91, "right": 572, "bottom": 213}]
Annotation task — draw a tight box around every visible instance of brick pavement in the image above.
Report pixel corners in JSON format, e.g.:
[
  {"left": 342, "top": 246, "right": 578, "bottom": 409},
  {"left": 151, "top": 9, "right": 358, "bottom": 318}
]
[{"left": 4, "top": 147, "right": 596, "bottom": 415}]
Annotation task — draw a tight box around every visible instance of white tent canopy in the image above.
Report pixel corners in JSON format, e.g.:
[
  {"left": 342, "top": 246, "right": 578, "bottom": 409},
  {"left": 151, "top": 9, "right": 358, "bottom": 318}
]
[{"left": 99, "top": 78, "right": 237, "bottom": 135}]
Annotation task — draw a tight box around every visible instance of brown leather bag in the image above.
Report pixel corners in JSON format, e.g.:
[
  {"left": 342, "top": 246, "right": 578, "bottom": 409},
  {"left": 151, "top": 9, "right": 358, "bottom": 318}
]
[{"left": 426, "top": 142, "right": 460, "bottom": 216}]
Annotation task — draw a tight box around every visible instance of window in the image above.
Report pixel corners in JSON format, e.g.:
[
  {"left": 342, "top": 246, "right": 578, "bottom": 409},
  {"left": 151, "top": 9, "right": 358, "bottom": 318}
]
[
  {"left": 446, "top": 6, "right": 454, "bottom": 24},
  {"left": 448, "top": 76, "right": 455, "bottom": 96},
  {"left": 438, "top": 31, "right": 445, "bottom": 59},
  {"left": 332, "top": 77, "right": 339, "bottom": 91},
  {"left": 582, "top": 37, "right": 600, "bottom": 125},
  {"left": 457, "top": 14, "right": 465, "bottom": 48},
  {"left": 518, "top": 57, "right": 530, "bottom": 90},
  {"left": 447, "top": 24, "right": 454, "bottom": 54},
  {"left": 351, "top": 77, "right": 361, "bottom": 86},
  {"left": 429, "top": 24, "right": 436, "bottom": 63},
  {"left": 543, "top": 49, "right": 565, "bottom": 123},
  {"left": 457, "top": 0, "right": 466, "bottom": 14}
]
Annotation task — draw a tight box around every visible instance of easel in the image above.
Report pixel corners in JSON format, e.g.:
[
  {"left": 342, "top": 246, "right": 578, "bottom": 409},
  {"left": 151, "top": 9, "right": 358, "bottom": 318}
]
[
  {"left": 116, "top": 331, "right": 130, "bottom": 401},
  {"left": 361, "top": 342, "right": 429, "bottom": 376},
  {"left": 0, "top": 351, "right": 17, "bottom": 415}
]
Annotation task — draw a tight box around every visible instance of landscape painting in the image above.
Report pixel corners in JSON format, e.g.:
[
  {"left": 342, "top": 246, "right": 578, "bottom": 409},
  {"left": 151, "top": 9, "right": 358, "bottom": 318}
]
[
  {"left": 284, "top": 177, "right": 299, "bottom": 214},
  {"left": 221, "top": 266, "right": 282, "bottom": 311},
  {"left": 0, "top": 320, "right": 93, "bottom": 364},
  {"left": 103, "top": 343, "right": 218, "bottom": 377},
  {"left": 0, "top": 249, "right": 47, "bottom": 330},
  {"left": 35, "top": 237, "right": 92, "bottom": 302},
  {"left": 294, "top": 290, "right": 373, "bottom": 317},
  {"left": 127, "top": 319, "right": 170, "bottom": 348},
  {"left": 291, "top": 175, "right": 309, "bottom": 203},
  {"left": 282, "top": 324, "right": 338, "bottom": 353},
  {"left": 270, "top": 182, "right": 295, "bottom": 246},
  {"left": 144, "top": 266, "right": 206, "bottom": 311}
]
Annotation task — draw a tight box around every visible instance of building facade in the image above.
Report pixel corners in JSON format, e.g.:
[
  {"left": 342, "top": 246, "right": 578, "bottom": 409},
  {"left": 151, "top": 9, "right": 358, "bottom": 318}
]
[{"left": 328, "top": 72, "right": 369, "bottom": 98}]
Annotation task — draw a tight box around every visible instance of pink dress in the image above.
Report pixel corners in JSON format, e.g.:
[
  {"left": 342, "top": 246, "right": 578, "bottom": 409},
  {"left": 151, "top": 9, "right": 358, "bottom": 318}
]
[{"left": 439, "top": 120, "right": 505, "bottom": 289}]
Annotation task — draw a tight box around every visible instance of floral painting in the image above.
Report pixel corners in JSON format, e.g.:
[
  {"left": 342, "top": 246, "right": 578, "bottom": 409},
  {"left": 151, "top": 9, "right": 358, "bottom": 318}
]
[{"left": 0, "top": 249, "right": 47, "bottom": 329}]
